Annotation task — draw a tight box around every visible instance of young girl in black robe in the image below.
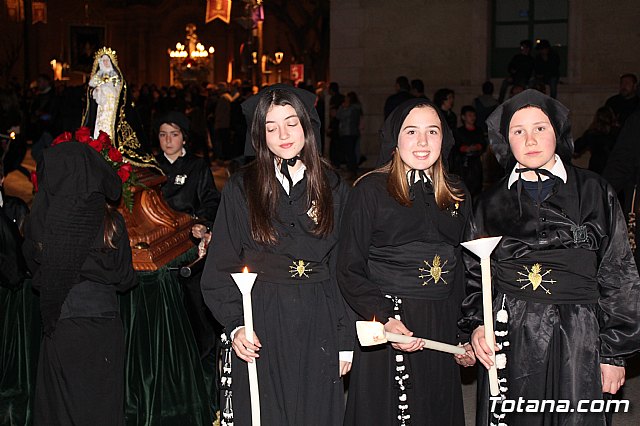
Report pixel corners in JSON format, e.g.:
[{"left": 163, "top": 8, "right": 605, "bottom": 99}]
[
  {"left": 23, "top": 140, "right": 136, "bottom": 426},
  {"left": 201, "top": 85, "right": 353, "bottom": 426},
  {"left": 460, "top": 89, "right": 640, "bottom": 425},
  {"left": 338, "top": 98, "right": 475, "bottom": 426}
]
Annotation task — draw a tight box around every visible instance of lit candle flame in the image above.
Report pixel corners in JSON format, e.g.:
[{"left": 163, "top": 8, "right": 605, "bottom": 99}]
[{"left": 243, "top": 266, "right": 249, "bottom": 273}]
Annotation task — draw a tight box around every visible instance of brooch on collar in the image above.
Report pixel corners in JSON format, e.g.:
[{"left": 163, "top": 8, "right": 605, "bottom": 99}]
[
  {"left": 174, "top": 174, "right": 187, "bottom": 185},
  {"left": 448, "top": 202, "right": 460, "bottom": 217},
  {"left": 516, "top": 263, "right": 556, "bottom": 294},
  {"left": 307, "top": 200, "right": 319, "bottom": 225}
]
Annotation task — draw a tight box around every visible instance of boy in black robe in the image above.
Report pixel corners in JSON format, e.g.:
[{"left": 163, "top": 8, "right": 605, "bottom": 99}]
[{"left": 460, "top": 90, "right": 640, "bottom": 425}]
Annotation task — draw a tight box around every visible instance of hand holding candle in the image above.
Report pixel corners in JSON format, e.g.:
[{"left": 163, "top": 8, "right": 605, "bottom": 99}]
[
  {"left": 231, "top": 327, "right": 261, "bottom": 362},
  {"left": 461, "top": 236, "right": 502, "bottom": 397},
  {"left": 231, "top": 266, "right": 261, "bottom": 426},
  {"left": 356, "top": 320, "right": 465, "bottom": 355}
]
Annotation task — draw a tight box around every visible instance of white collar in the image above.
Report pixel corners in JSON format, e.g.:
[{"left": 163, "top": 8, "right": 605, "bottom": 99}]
[
  {"left": 274, "top": 160, "right": 307, "bottom": 195},
  {"left": 406, "top": 169, "right": 432, "bottom": 184},
  {"left": 0, "top": 190, "right": 3, "bottom": 208},
  {"left": 165, "top": 148, "right": 186, "bottom": 164},
  {"left": 507, "top": 154, "right": 567, "bottom": 189}
]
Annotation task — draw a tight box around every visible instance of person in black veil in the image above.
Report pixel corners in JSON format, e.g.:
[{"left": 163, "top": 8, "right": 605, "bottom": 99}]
[
  {"left": 200, "top": 85, "right": 354, "bottom": 426},
  {"left": 459, "top": 89, "right": 640, "bottom": 425},
  {"left": 22, "top": 140, "right": 136, "bottom": 426},
  {"left": 338, "top": 98, "right": 475, "bottom": 426}
]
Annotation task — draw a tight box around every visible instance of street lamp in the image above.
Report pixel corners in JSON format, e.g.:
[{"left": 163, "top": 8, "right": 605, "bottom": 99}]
[{"left": 260, "top": 48, "right": 285, "bottom": 84}]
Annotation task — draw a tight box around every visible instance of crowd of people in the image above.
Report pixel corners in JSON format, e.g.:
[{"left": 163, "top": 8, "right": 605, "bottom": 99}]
[{"left": 2, "top": 49, "right": 640, "bottom": 426}]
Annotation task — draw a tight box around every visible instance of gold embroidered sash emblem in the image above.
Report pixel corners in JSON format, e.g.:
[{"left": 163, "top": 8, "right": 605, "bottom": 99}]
[
  {"left": 516, "top": 263, "right": 556, "bottom": 294},
  {"left": 289, "top": 260, "right": 312, "bottom": 278},
  {"left": 419, "top": 255, "right": 449, "bottom": 285}
]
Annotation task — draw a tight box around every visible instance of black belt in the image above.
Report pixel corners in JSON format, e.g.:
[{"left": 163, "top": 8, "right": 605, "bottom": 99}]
[
  {"left": 494, "top": 248, "right": 599, "bottom": 304},
  {"left": 368, "top": 241, "right": 456, "bottom": 300},
  {"left": 243, "top": 250, "right": 330, "bottom": 284}
]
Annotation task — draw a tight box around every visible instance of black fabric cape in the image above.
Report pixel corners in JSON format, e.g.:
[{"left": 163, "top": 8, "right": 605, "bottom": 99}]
[
  {"left": 155, "top": 152, "right": 221, "bottom": 228},
  {"left": 200, "top": 167, "right": 354, "bottom": 426},
  {"left": 23, "top": 141, "right": 122, "bottom": 334},
  {"left": 338, "top": 173, "right": 470, "bottom": 426},
  {"left": 459, "top": 165, "right": 640, "bottom": 425},
  {"left": 29, "top": 210, "right": 136, "bottom": 426}
]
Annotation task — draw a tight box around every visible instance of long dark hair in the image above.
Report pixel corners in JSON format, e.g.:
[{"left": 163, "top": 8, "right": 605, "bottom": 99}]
[
  {"left": 243, "top": 89, "right": 334, "bottom": 245},
  {"left": 103, "top": 202, "right": 120, "bottom": 249}
]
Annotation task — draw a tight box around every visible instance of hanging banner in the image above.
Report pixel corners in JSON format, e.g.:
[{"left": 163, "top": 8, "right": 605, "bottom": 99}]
[
  {"left": 206, "top": 0, "right": 232, "bottom": 24},
  {"left": 290, "top": 64, "right": 304, "bottom": 85},
  {"left": 6, "top": 0, "right": 24, "bottom": 21},
  {"left": 32, "top": 1, "right": 47, "bottom": 24}
]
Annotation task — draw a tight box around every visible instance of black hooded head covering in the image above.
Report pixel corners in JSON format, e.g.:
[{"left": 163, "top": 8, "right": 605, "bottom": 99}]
[
  {"left": 486, "top": 89, "right": 573, "bottom": 169},
  {"left": 241, "top": 84, "right": 321, "bottom": 157},
  {"left": 377, "top": 98, "right": 455, "bottom": 167},
  {"left": 27, "top": 141, "right": 121, "bottom": 335},
  {"left": 155, "top": 110, "right": 191, "bottom": 135}
]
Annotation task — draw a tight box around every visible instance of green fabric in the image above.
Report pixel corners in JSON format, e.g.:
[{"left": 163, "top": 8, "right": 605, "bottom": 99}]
[
  {"left": 0, "top": 249, "right": 210, "bottom": 426},
  {"left": 0, "top": 282, "right": 40, "bottom": 426},
  {"left": 121, "top": 249, "right": 210, "bottom": 426}
]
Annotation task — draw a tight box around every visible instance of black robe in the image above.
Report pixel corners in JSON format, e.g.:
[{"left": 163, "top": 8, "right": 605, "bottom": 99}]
[
  {"left": 459, "top": 164, "right": 640, "bottom": 426},
  {"left": 156, "top": 151, "right": 221, "bottom": 360},
  {"left": 201, "top": 168, "right": 353, "bottom": 426},
  {"left": 156, "top": 152, "right": 221, "bottom": 228},
  {"left": 338, "top": 172, "right": 470, "bottom": 426},
  {"left": 25, "top": 212, "right": 136, "bottom": 426}
]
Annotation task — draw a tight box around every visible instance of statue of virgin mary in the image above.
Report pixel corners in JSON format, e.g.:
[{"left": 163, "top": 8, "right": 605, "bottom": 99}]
[{"left": 81, "top": 47, "right": 160, "bottom": 171}]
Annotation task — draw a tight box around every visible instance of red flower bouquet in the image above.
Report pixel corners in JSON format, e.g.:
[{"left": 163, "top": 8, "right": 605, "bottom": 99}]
[{"left": 51, "top": 127, "right": 141, "bottom": 211}]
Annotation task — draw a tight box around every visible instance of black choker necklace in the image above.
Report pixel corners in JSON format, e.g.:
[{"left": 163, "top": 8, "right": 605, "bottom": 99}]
[{"left": 280, "top": 156, "right": 301, "bottom": 191}]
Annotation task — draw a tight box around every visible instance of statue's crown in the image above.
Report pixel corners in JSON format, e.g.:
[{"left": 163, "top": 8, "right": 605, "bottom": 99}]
[{"left": 94, "top": 47, "right": 118, "bottom": 66}]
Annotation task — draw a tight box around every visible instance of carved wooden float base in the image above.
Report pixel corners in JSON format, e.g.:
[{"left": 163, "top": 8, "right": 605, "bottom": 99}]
[{"left": 120, "top": 167, "right": 195, "bottom": 271}]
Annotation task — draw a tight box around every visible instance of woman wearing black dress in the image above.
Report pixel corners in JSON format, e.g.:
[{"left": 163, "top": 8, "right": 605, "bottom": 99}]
[
  {"left": 201, "top": 85, "right": 354, "bottom": 426},
  {"left": 338, "top": 98, "right": 475, "bottom": 426}
]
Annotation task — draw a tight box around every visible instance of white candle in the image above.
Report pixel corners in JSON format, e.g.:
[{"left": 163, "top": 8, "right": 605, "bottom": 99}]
[
  {"left": 231, "top": 266, "right": 260, "bottom": 426},
  {"left": 355, "top": 320, "right": 466, "bottom": 355},
  {"left": 462, "top": 236, "right": 502, "bottom": 397}
]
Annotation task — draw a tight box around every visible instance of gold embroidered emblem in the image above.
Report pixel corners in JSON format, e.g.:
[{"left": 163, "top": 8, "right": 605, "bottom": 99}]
[
  {"left": 516, "top": 263, "right": 556, "bottom": 294},
  {"left": 419, "top": 255, "right": 449, "bottom": 285},
  {"left": 307, "top": 201, "right": 319, "bottom": 225},
  {"left": 289, "top": 260, "right": 312, "bottom": 278}
]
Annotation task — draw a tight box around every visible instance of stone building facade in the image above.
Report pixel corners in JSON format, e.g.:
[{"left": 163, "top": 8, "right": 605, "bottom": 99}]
[{"left": 331, "top": 0, "right": 640, "bottom": 162}]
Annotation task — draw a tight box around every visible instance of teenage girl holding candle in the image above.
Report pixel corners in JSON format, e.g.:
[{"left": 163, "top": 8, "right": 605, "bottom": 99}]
[
  {"left": 338, "top": 98, "right": 475, "bottom": 426},
  {"left": 201, "top": 85, "right": 353, "bottom": 426}
]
